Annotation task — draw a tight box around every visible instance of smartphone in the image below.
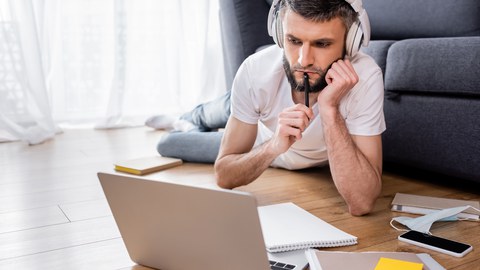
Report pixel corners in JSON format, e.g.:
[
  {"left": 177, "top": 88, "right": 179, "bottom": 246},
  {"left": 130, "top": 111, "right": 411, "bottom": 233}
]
[{"left": 398, "top": 230, "right": 472, "bottom": 257}]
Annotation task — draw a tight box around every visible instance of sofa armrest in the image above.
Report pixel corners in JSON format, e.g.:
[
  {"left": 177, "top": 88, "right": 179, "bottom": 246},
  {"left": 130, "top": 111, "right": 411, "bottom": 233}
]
[{"left": 219, "top": 0, "right": 272, "bottom": 89}]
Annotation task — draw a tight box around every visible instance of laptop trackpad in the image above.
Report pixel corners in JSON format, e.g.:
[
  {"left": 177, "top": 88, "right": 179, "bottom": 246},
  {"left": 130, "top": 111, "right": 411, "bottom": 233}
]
[{"left": 268, "top": 249, "right": 309, "bottom": 270}]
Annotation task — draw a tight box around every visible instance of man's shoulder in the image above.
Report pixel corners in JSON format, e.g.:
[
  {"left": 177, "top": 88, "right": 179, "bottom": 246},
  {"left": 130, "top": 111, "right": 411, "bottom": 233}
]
[
  {"left": 237, "top": 45, "right": 285, "bottom": 82},
  {"left": 244, "top": 45, "right": 283, "bottom": 68}
]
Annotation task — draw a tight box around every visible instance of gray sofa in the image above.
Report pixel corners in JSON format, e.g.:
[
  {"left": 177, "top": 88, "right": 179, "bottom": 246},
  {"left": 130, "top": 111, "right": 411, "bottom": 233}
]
[{"left": 219, "top": 0, "right": 480, "bottom": 183}]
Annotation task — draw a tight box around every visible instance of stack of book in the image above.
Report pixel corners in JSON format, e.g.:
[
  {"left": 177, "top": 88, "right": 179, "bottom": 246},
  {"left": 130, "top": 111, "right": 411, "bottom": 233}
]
[{"left": 391, "top": 193, "right": 480, "bottom": 220}]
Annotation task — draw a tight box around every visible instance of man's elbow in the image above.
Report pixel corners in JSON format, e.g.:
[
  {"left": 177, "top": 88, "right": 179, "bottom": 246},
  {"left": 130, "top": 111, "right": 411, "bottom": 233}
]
[
  {"left": 215, "top": 169, "right": 246, "bottom": 190},
  {"left": 348, "top": 177, "right": 382, "bottom": 216},
  {"left": 348, "top": 202, "right": 375, "bottom": 216},
  {"left": 214, "top": 163, "right": 233, "bottom": 189},
  {"left": 347, "top": 195, "right": 379, "bottom": 216},
  {"left": 216, "top": 175, "right": 232, "bottom": 189}
]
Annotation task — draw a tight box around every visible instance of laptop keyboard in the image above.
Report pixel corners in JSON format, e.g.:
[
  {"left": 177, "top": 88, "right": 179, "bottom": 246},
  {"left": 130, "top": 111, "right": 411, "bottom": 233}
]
[{"left": 269, "top": 260, "right": 296, "bottom": 270}]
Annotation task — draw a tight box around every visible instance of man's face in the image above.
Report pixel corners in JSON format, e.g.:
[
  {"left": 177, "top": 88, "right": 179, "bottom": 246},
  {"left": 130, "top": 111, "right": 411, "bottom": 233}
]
[{"left": 282, "top": 9, "right": 346, "bottom": 92}]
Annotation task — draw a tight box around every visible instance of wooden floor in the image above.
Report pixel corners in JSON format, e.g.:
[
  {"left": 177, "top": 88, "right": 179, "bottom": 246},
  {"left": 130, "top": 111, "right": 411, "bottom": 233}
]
[{"left": 0, "top": 127, "right": 478, "bottom": 269}]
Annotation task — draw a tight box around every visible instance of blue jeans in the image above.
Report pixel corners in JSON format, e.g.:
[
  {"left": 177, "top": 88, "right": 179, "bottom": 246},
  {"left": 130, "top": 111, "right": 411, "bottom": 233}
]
[
  {"left": 157, "top": 91, "right": 231, "bottom": 163},
  {"left": 180, "top": 91, "right": 231, "bottom": 131}
]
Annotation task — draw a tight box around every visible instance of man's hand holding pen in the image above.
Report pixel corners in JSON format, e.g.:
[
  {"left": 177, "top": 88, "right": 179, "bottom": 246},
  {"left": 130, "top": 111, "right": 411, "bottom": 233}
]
[{"left": 270, "top": 103, "right": 313, "bottom": 155}]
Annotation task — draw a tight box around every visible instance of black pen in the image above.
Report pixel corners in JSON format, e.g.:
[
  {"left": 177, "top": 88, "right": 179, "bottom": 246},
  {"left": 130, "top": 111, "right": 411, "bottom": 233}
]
[{"left": 303, "top": 72, "right": 310, "bottom": 108}]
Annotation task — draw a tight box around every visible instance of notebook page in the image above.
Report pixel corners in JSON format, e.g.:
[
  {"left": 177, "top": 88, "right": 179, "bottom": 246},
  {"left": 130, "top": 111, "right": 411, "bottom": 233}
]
[{"left": 258, "top": 202, "right": 357, "bottom": 252}]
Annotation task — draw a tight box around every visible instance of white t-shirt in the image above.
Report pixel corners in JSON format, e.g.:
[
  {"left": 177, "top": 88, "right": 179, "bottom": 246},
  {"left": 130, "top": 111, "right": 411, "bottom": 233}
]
[{"left": 231, "top": 45, "right": 386, "bottom": 170}]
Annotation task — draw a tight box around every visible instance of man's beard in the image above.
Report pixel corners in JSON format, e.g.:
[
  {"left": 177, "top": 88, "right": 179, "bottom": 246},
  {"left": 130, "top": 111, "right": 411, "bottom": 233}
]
[{"left": 283, "top": 55, "right": 328, "bottom": 93}]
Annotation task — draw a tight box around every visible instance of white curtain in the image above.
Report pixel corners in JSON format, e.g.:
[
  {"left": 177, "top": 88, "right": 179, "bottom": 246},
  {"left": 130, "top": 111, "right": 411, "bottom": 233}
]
[
  {"left": 0, "top": 0, "right": 225, "bottom": 143},
  {"left": 0, "top": 0, "right": 58, "bottom": 144}
]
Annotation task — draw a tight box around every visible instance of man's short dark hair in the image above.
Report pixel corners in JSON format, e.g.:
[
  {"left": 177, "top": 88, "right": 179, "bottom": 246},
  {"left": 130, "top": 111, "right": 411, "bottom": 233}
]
[{"left": 280, "top": 0, "right": 358, "bottom": 32}]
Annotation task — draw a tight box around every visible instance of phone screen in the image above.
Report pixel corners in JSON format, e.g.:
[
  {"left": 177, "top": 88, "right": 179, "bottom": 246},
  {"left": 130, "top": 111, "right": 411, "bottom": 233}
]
[{"left": 400, "top": 230, "right": 471, "bottom": 254}]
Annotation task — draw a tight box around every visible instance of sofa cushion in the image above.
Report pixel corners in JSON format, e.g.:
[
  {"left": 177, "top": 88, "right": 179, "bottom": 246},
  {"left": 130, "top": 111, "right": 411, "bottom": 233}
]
[
  {"left": 364, "top": 0, "right": 480, "bottom": 40},
  {"left": 384, "top": 37, "right": 480, "bottom": 97},
  {"left": 361, "top": 40, "right": 395, "bottom": 77}
]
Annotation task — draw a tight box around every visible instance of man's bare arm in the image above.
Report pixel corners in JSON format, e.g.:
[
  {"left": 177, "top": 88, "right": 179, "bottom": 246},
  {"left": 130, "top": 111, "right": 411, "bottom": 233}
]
[
  {"left": 215, "top": 105, "right": 313, "bottom": 189},
  {"left": 214, "top": 116, "right": 278, "bottom": 189},
  {"left": 321, "top": 108, "right": 382, "bottom": 216},
  {"left": 317, "top": 59, "right": 382, "bottom": 216}
]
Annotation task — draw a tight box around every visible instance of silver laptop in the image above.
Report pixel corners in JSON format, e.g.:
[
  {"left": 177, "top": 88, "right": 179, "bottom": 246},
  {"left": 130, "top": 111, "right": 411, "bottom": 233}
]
[{"left": 98, "top": 172, "right": 309, "bottom": 270}]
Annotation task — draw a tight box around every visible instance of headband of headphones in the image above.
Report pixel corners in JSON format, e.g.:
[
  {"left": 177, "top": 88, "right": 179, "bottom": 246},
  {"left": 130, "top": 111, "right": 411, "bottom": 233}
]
[{"left": 267, "top": 0, "right": 371, "bottom": 56}]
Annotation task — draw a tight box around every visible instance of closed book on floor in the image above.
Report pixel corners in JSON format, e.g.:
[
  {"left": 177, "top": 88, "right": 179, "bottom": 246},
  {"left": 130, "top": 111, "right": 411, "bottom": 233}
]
[
  {"left": 306, "top": 250, "right": 445, "bottom": 270},
  {"left": 114, "top": 156, "right": 182, "bottom": 175},
  {"left": 257, "top": 202, "right": 357, "bottom": 252},
  {"left": 391, "top": 193, "right": 480, "bottom": 220}
]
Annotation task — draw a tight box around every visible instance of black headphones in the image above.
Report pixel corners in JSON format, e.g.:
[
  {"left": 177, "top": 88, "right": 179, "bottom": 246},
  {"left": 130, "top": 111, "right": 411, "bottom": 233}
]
[{"left": 267, "top": 0, "right": 371, "bottom": 57}]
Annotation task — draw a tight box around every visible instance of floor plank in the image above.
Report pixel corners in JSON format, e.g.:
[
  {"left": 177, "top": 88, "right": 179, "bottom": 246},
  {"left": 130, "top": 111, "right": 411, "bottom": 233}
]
[
  {"left": 0, "top": 185, "right": 105, "bottom": 213},
  {"left": 59, "top": 199, "right": 112, "bottom": 222},
  {"left": 0, "top": 238, "right": 133, "bottom": 270},
  {"left": 0, "top": 216, "right": 120, "bottom": 260},
  {"left": 0, "top": 206, "right": 69, "bottom": 234}
]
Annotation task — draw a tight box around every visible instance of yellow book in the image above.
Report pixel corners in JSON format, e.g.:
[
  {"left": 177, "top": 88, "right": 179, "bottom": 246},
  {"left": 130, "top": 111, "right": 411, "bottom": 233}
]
[
  {"left": 375, "top": 257, "right": 423, "bottom": 270},
  {"left": 114, "top": 156, "right": 182, "bottom": 175}
]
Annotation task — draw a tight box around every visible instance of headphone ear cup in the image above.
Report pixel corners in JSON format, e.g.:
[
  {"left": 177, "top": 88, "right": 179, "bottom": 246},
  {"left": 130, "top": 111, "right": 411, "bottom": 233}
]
[
  {"left": 268, "top": 0, "right": 283, "bottom": 48},
  {"left": 270, "top": 17, "right": 278, "bottom": 46},
  {"left": 345, "top": 20, "right": 363, "bottom": 57},
  {"left": 275, "top": 15, "right": 284, "bottom": 48}
]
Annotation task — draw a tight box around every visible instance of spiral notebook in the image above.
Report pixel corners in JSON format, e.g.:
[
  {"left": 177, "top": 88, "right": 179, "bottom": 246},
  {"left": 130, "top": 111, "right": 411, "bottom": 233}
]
[{"left": 257, "top": 202, "right": 357, "bottom": 252}]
